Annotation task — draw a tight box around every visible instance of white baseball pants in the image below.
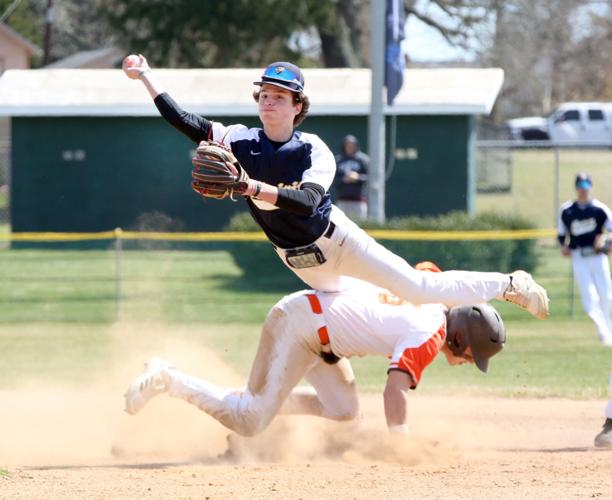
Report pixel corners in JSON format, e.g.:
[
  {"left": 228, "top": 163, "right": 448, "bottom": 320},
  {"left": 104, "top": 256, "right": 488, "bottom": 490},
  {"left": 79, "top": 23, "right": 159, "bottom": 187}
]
[
  {"left": 605, "top": 372, "right": 612, "bottom": 418},
  {"left": 571, "top": 251, "right": 612, "bottom": 341},
  {"left": 163, "top": 298, "right": 358, "bottom": 436},
  {"left": 275, "top": 206, "right": 510, "bottom": 307},
  {"left": 336, "top": 199, "right": 368, "bottom": 220}
]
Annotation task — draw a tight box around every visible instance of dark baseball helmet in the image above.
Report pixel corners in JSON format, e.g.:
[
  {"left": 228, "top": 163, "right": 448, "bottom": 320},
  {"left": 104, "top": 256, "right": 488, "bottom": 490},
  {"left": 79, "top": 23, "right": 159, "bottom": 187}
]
[
  {"left": 254, "top": 62, "right": 304, "bottom": 93},
  {"left": 446, "top": 303, "right": 506, "bottom": 373}
]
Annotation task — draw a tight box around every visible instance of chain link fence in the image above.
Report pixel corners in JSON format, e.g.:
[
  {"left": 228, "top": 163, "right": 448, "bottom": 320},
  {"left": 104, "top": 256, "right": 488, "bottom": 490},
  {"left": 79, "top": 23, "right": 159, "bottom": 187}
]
[{"left": 475, "top": 142, "right": 612, "bottom": 228}]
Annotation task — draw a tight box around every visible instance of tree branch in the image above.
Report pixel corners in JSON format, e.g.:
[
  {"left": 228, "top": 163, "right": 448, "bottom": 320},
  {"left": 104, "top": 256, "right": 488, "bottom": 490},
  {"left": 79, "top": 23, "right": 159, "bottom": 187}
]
[{"left": 405, "top": 6, "right": 468, "bottom": 46}]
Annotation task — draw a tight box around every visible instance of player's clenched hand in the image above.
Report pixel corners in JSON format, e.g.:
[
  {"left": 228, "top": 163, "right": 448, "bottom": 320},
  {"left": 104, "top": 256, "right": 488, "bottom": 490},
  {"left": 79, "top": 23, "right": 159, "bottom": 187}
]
[{"left": 122, "top": 54, "right": 150, "bottom": 80}]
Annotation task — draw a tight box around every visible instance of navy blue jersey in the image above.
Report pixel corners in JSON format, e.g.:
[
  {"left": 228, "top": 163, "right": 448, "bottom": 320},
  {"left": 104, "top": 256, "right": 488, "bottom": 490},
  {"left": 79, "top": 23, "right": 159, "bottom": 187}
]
[
  {"left": 154, "top": 93, "right": 336, "bottom": 248},
  {"left": 334, "top": 152, "right": 369, "bottom": 201},
  {"left": 212, "top": 122, "right": 335, "bottom": 248},
  {"left": 558, "top": 199, "right": 612, "bottom": 249}
]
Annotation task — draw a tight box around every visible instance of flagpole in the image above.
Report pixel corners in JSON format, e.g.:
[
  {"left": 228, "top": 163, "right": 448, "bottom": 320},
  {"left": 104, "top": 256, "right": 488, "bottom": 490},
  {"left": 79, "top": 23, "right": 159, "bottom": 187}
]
[{"left": 367, "top": 0, "right": 386, "bottom": 223}]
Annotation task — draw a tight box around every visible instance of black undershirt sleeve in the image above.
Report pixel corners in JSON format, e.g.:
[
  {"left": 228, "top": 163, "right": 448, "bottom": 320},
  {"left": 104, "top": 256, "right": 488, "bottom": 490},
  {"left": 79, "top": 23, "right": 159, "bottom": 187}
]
[
  {"left": 274, "top": 183, "right": 325, "bottom": 216},
  {"left": 153, "top": 92, "right": 212, "bottom": 143}
]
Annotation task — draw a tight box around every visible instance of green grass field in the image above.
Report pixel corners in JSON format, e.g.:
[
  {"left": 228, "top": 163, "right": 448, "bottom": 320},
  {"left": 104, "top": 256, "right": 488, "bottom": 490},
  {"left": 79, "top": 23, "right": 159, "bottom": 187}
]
[
  {"left": 477, "top": 149, "right": 612, "bottom": 228},
  {"left": 1, "top": 243, "right": 610, "bottom": 398},
  {"left": 1, "top": 149, "right": 610, "bottom": 398}
]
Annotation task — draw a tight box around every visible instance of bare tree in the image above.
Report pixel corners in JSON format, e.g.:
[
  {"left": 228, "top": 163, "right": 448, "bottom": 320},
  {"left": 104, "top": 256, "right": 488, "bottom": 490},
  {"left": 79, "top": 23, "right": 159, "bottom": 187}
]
[
  {"left": 404, "top": 0, "right": 493, "bottom": 54},
  {"left": 317, "top": 0, "right": 370, "bottom": 67},
  {"left": 563, "top": 3, "right": 612, "bottom": 101},
  {"left": 482, "top": 0, "right": 612, "bottom": 119}
]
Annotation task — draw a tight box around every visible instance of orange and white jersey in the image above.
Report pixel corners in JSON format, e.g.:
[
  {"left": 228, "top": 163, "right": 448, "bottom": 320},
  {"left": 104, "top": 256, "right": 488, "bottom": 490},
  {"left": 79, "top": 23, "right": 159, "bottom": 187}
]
[{"left": 313, "top": 283, "right": 446, "bottom": 388}]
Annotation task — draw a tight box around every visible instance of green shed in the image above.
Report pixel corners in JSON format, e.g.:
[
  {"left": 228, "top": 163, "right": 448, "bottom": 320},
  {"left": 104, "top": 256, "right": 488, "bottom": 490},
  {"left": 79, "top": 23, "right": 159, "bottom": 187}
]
[{"left": 0, "top": 67, "right": 503, "bottom": 232}]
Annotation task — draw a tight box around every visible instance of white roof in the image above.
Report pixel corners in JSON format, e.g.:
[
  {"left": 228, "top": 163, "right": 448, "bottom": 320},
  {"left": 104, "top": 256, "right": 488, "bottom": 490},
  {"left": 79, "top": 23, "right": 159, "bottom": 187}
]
[
  {"left": 44, "top": 47, "right": 124, "bottom": 69},
  {"left": 0, "top": 67, "right": 503, "bottom": 117}
]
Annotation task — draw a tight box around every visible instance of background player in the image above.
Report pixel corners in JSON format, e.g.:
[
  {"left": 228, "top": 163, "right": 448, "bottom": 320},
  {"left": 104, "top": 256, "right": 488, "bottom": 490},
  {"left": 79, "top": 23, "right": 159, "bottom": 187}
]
[
  {"left": 333, "top": 134, "right": 369, "bottom": 220},
  {"left": 122, "top": 54, "right": 548, "bottom": 319},
  {"left": 124, "top": 263, "right": 506, "bottom": 437},
  {"left": 558, "top": 172, "right": 612, "bottom": 345}
]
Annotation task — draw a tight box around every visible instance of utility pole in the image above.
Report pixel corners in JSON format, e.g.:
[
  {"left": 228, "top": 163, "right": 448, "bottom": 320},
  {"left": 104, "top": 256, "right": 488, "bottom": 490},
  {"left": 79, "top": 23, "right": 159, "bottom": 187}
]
[
  {"left": 42, "top": 0, "right": 53, "bottom": 66},
  {"left": 367, "top": 0, "right": 386, "bottom": 223}
]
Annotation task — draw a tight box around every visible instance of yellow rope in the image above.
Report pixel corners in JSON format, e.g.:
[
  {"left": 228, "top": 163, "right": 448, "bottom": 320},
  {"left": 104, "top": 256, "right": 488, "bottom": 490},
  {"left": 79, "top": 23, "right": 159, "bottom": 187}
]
[{"left": 0, "top": 228, "right": 557, "bottom": 242}]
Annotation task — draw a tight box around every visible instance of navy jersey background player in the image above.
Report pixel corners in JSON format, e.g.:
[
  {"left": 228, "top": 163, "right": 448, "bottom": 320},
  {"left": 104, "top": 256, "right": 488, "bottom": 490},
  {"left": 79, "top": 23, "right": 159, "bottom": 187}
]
[
  {"left": 558, "top": 172, "right": 612, "bottom": 345},
  {"left": 558, "top": 173, "right": 612, "bottom": 252},
  {"left": 121, "top": 54, "right": 549, "bottom": 320}
]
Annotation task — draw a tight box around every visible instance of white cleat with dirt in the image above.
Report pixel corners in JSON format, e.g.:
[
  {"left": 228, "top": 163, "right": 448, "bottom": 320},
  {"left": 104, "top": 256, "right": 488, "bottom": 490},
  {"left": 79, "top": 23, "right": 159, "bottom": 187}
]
[
  {"left": 124, "top": 357, "right": 175, "bottom": 415},
  {"left": 594, "top": 418, "right": 612, "bottom": 448},
  {"left": 503, "top": 270, "right": 550, "bottom": 320}
]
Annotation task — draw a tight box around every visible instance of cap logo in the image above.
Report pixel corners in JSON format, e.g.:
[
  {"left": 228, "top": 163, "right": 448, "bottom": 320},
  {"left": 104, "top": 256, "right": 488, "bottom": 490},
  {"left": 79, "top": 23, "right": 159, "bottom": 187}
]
[{"left": 275, "top": 66, "right": 285, "bottom": 74}]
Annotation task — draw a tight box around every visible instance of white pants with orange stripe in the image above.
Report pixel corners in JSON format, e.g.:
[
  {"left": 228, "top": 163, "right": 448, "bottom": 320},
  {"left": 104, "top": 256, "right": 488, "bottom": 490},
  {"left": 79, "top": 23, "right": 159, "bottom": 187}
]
[
  {"left": 164, "top": 295, "right": 358, "bottom": 437},
  {"left": 274, "top": 206, "right": 510, "bottom": 307}
]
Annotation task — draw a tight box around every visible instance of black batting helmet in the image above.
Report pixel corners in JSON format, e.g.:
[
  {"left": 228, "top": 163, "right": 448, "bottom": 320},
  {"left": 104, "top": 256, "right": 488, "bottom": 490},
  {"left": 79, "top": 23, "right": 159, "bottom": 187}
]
[{"left": 446, "top": 303, "right": 506, "bottom": 373}]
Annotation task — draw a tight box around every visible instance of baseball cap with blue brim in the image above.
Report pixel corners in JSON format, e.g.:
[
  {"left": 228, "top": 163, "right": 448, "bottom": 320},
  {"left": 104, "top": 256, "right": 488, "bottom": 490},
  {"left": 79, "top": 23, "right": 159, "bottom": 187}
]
[
  {"left": 254, "top": 62, "right": 305, "bottom": 93},
  {"left": 575, "top": 172, "right": 592, "bottom": 189}
]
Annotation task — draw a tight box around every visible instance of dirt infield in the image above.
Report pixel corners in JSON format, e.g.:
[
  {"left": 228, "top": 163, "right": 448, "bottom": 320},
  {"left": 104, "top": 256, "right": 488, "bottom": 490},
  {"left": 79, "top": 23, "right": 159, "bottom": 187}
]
[{"left": 2, "top": 388, "right": 611, "bottom": 499}]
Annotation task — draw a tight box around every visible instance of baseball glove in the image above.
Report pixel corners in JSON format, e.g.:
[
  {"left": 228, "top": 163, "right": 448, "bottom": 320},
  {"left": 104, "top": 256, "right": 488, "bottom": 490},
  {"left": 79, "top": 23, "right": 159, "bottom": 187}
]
[
  {"left": 191, "top": 142, "right": 250, "bottom": 200},
  {"left": 594, "top": 233, "right": 612, "bottom": 255}
]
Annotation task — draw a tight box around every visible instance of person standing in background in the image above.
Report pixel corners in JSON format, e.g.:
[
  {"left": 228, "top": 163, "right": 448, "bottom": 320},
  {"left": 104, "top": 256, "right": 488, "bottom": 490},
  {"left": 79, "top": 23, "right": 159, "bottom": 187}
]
[
  {"left": 558, "top": 172, "right": 612, "bottom": 345},
  {"left": 334, "top": 135, "right": 369, "bottom": 220}
]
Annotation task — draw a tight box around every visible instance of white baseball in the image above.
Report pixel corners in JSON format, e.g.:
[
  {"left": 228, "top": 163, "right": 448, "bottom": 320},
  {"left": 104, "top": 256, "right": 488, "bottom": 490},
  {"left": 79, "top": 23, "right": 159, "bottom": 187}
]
[{"left": 125, "top": 54, "right": 140, "bottom": 68}]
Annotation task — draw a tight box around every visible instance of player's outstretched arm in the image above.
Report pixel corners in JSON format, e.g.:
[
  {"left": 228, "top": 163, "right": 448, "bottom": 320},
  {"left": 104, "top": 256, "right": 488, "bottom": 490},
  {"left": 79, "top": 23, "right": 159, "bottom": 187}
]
[
  {"left": 383, "top": 370, "right": 414, "bottom": 434},
  {"left": 122, "top": 54, "right": 165, "bottom": 99},
  {"left": 123, "top": 53, "right": 210, "bottom": 143}
]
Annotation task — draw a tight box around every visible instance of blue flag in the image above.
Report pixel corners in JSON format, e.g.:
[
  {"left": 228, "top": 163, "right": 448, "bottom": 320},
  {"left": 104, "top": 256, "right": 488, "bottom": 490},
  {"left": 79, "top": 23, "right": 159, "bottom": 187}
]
[{"left": 385, "top": 0, "right": 406, "bottom": 105}]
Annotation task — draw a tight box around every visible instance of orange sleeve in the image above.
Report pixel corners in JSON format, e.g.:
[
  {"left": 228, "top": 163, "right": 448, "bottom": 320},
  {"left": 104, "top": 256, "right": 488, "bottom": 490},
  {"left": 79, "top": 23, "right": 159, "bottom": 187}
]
[{"left": 388, "top": 325, "right": 446, "bottom": 389}]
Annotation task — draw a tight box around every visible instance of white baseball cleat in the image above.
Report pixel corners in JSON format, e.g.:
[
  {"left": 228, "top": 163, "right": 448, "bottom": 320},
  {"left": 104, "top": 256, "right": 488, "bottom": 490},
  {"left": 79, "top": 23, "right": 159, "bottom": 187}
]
[
  {"left": 124, "top": 357, "right": 175, "bottom": 415},
  {"left": 503, "top": 270, "right": 550, "bottom": 320}
]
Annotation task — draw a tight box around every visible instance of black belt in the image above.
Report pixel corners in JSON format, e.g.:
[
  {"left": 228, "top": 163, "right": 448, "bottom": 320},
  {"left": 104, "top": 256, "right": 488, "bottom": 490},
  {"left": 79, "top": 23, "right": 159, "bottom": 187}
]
[
  {"left": 272, "top": 221, "right": 335, "bottom": 251},
  {"left": 324, "top": 221, "right": 336, "bottom": 239}
]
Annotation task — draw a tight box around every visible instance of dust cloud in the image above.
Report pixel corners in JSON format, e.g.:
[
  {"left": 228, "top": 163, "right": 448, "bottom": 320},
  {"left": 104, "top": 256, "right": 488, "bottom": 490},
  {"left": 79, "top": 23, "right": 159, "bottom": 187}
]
[{"left": 0, "top": 321, "right": 455, "bottom": 468}]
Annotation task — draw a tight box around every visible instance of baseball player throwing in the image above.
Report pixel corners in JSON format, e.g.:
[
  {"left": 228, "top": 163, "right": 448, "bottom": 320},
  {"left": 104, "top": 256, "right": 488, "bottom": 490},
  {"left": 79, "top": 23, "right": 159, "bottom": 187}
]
[
  {"left": 122, "top": 55, "right": 549, "bottom": 319},
  {"left": 124, "top": 263, "right": 506, "bottom": 436},
  {"left": 558, "top": 172, "right": 612, "bottom": 345}
]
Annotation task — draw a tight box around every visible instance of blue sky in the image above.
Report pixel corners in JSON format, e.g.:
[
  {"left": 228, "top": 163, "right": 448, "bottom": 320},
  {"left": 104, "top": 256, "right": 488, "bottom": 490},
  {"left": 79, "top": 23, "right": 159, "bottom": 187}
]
[{"left": 403, "top": 16, "right": 474, "bottom": 62}]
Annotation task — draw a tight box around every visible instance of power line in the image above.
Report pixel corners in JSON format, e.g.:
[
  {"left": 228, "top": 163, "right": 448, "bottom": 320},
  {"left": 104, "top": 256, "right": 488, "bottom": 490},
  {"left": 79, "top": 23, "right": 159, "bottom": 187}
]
[{"left": 0, "top": 0, "right": 24, "bottom": 25}]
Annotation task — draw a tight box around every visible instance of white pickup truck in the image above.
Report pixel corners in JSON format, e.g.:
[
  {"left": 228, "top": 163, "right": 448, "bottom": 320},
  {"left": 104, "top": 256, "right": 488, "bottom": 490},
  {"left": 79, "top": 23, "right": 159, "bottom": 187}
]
[{"left": 506, "top": 102, "right": 612, "bottom": 144}]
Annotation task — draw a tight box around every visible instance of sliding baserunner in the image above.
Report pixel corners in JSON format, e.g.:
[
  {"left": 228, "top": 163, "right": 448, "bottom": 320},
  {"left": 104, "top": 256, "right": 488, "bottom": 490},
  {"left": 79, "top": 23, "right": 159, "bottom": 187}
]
[{"left": 124, "top": 263, "right": 506, "bottom": 436}]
